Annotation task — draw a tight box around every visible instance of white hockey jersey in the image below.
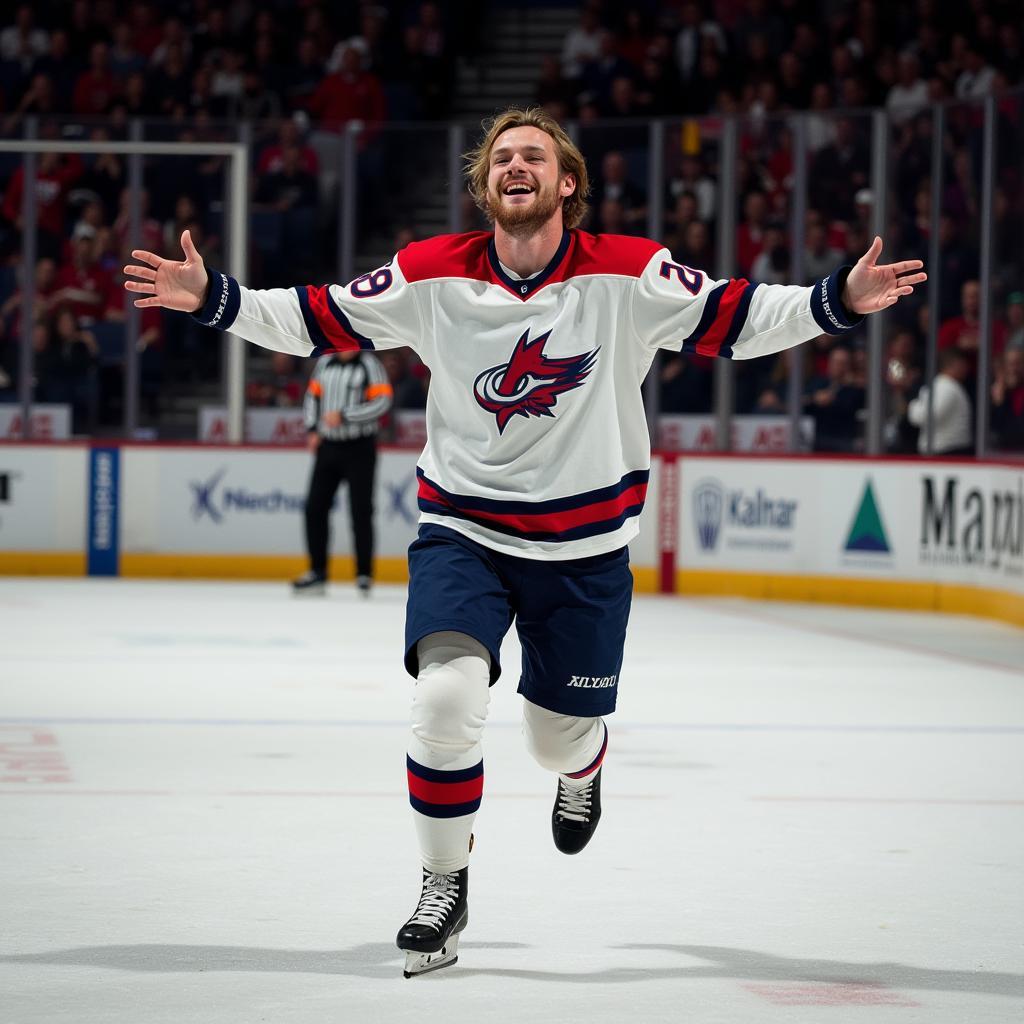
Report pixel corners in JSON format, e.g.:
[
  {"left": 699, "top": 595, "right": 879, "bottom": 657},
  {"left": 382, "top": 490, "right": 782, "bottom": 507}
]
[{"left": 194, "top": 229, "right": 862, "bottom": 560}]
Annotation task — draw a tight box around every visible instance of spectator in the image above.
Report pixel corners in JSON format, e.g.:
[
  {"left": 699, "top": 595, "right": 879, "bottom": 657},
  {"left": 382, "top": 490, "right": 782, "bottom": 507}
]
[
  {"left": 666, "top": 154, "right": 716, "bottom": 224},
  {"left": 307, "top": 44, "right": 386, "bottom": 133},
  {"left": 677, "top": 220, "right": 713, "bottom": 271},
  {"left": 257, "top": 118, "right": 320, "bottom": 177},
  {"left": 886, "top": 52, "right": 929, "bottom": 123},
  {"left": 34, "top": 306, "right": 99, "bottom": 434},
  {"left": 803, "top": 213, "right": 844, "bottom": 284},
  {"left": 580, "top": 31, "right": 633, "bottom": 112},
  {"left": 534, "top": 55, "right": 576, "bottom": 115},
  {"left": 955, "top": 43, "right": 996, "bottom": 99},
  {"left": 804, "top": 345, "right": 865, "bottom": 452},
  {"left": 1, "top": 257, "right": 58, "bottom": 342},
  {"left": 750, "top": 223, "right": 789, "bottom": 285},
  {"left": 736, "top": 190, "right": 769, "bottom": 278},
  {"left": 72, "top": 41, "right": 118, "bottom": 116},
  {"left": 674, "top": 1, "right": 727, "bottom": 87},
  {"left": 1006, "top": 292, "right": 1024, "bottom": 350},
  {"left": 884, "top": 328, "right": 923, "bottom": 452},
  {"left": 282, "top": 36, "right": 324, "bottom": 113},
  {"left": 253, "top": 145, "right": 318, "bottom": 212},
  {"left": 990, "top": 348, "right": 1024, "bottom": 450},
  {"left": 561, "top": 7, "right": 602, "bottom": 83},
  {"left": 938, "top": 279, "right": 1008, "bottom": 373},
  {"left": 109, "top": 22, "right": 144, "bottom": 80},
  {"left": 590, "top": 151, "right": 646, "bottom": 233},
  {"left": 1, "top": 4, "right": 48, "bottom": 77},
  {"left": 52, "top": 225, "right": 110, "bottom": 324},
  {"left": 907, "top": 348, "right": 974, "bottom": 455},
  {"left": 247, "top": 352, "right": 305, "bottom": 408},
  {"left": 810, "top": 118, "right": 870, "bottom": 223}
]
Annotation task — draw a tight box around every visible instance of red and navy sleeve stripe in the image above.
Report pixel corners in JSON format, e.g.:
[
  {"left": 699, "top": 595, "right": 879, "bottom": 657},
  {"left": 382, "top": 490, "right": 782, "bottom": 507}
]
[
  {"left": 407, "top": 756, "right": 483, "bottom": 819},
  {"left": 294, "top": 285, "right": 375, "bottom": 356},
  {"left": 416, "top": 469, "right": 649, "bottom": 543},
  {"left": 681, "top": 279, "right": 759, "bottom": 359}
]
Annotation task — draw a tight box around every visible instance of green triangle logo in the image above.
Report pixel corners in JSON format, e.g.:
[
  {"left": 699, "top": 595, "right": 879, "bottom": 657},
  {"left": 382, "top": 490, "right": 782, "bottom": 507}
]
[{"left": 844, "top": 479, "right": 890, "bottom": 553}]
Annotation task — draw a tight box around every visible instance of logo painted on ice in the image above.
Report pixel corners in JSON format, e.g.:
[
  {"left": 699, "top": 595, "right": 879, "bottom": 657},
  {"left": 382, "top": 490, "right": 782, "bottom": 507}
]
[
  {"left": 693, "top": 479, "right": 724, "bottom": 551},
  {"left": 844, "top": 479, "right": 891, "bottom": 553},
  {"left": 473, "top": 328, "right": 598, "bottom": 434}
]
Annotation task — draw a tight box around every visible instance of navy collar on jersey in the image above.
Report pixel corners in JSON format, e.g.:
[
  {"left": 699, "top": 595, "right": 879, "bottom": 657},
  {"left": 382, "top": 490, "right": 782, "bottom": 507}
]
[{"left": 487, "top": 229, "right": 571, "bottom": 300}]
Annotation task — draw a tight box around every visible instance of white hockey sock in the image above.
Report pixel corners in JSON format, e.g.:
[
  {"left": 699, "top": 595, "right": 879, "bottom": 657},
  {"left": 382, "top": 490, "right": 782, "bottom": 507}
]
[
  {"left": 522, "top": 699, "right": 608, "bottom": 791},
  {"left": 407, "top": 632, "right": 490, "bottom": 874}
]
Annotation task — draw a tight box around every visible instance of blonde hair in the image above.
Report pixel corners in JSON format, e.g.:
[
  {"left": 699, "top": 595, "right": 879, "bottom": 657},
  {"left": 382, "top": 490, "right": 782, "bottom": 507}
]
[{"left": 464, "top": 107, "right": 590, "bottom": 230}]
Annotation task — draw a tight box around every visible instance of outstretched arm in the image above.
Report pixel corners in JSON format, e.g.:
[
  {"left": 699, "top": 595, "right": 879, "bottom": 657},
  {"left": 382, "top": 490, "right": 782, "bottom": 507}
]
[
  {"left": 124, "top": 231, "right": 424, "bottom": 358},
  {"left": 633, "top": 237, "right": 927, "bottom": 361},
  {"left": 842, "top": 236, "right": 926, "bottom": 314},
  {"left": 124, "top": 229, "right": 209, "bottom": 312}
]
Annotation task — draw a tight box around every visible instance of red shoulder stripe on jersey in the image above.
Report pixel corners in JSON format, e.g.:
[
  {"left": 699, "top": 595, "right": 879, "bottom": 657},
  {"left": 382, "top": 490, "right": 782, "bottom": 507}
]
[
  {"left": 565, "top": 231, "right": 663, "bottom": 280},
  {"left": 398, "top": 232, "right": 493, "bottom": 283}
]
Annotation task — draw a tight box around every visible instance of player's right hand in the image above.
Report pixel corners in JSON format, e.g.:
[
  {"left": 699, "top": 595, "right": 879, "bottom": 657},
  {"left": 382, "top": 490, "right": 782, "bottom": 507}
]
[{"left": 123, "top": 229, "right": 208, "bottom": 313}]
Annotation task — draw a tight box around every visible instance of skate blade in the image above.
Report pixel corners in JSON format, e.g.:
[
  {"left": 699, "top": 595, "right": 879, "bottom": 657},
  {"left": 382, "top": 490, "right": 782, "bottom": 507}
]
[
  {"left": 291, "top": 585, "right": 326, "bottom": 597},
  {"left": 402, "top": 935, "right": 460, "bottom": 979}
]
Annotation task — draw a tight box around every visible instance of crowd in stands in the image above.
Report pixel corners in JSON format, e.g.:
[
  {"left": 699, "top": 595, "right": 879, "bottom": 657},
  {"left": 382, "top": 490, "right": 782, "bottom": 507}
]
[
  {"left": 542, "top": 0, "right": 1024, "bottom": 453},
  {"left": 0, "top": 0, "right": 1022, "bottom": 451}
]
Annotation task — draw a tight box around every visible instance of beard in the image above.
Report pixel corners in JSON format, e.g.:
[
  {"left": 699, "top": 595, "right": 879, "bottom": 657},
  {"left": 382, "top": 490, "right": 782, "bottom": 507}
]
[{"left": 485, "top": 180, "right": 562, "bottom": 236}]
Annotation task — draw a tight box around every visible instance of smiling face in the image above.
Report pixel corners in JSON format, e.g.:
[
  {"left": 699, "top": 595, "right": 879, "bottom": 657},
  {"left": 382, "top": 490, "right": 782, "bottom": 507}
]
[{"left": 485, "top": 126, "right": 575, "bottom": 236}]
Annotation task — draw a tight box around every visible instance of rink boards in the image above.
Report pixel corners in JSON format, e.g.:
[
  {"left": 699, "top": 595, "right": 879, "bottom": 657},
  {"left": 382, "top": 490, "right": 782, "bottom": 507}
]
[{"left": 0, "top": 443, "right": 1022, "bottom": 627}]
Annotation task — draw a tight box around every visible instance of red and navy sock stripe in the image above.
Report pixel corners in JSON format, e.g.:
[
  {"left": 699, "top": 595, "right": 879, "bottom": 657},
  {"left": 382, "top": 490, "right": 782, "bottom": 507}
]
[
  {"left": 417, "top": 468, "right": 649, "bottom": 543},
  {"left": 407, "top": 756, "right": 484, "bottom": 818},
  {"left": 295, "top": 285, "right": 375, "bottom": 356},
  {"left": 681, "top": 279, "right": 759, "bottom": 359},
  {"left": 565, "top": 723, "right": 608, "bottom": 780}
]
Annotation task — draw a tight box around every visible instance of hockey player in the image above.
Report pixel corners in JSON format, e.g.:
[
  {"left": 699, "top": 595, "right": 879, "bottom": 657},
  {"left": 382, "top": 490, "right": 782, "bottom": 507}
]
[{"left": 124, "top": 108, "right": 925, "bottom": 978}]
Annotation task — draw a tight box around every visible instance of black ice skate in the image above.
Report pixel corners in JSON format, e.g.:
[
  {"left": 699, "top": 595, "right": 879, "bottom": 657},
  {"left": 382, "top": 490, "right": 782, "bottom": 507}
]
[
  {"left": 291, "top": 570, "right": 326, "bottom": 595},
  {"left": 552, "top": 768, "right": 602, "bottom": 854},
  {"left": 397, "top": 867, "right": 469, "bottom": 978}
]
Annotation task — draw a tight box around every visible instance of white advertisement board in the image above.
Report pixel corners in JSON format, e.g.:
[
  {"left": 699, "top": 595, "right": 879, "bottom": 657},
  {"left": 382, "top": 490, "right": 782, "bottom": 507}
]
[
  {"left": 121, "top": 446, "right": 421, "bottom": 558},
  {"left": 0, "top": 405, "right": 71, "bottom": 441},
  {"left": 656, "top": 415, "right": 814, "bottom": 453},
  {"left": 0, "top": 445, "right": 87, "bottom": 550},
  {"left": 199, "top": 406, "right": 308, "bottom": 444},
  {"left": 677, "top": 458, "right": 1024, "bottom": 597}
]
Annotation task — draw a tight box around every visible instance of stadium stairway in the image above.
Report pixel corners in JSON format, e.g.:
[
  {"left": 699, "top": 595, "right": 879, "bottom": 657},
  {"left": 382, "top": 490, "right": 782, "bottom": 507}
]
[{"left": 351, "top": 5, "right": 575, "bottom": 276}]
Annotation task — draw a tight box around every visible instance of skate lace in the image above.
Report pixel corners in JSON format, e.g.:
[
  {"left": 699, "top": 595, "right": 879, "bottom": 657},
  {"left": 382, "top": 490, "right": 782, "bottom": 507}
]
[
  {"left": 556, "top": 780, "right": 592, "bottom": 823},
  {"left": 407, "top": 873, "right": 460, "bottom": 931}
]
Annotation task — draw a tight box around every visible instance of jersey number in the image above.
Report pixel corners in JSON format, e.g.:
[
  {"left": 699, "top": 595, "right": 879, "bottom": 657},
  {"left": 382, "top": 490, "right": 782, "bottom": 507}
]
[
  {"left": 351, "top": 267, "right": 394, "bottom": 298},
  {"left": 659, "top": 260, "right": 703, "bottom": 295}
]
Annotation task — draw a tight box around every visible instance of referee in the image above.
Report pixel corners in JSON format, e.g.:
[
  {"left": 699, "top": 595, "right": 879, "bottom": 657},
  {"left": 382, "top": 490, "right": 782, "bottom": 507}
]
[{"left": 292, "top": 350, "right": 393, "bottom": 595}]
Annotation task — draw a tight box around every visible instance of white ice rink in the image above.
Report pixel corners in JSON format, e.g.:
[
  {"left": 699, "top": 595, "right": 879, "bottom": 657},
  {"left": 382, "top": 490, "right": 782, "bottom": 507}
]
[{"left": 1, "top": 577, "right": 1022, "bottom": 1023}]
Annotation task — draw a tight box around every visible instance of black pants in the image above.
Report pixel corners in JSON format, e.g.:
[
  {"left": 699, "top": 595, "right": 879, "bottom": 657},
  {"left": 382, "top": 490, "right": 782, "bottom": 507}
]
[{"left": 305, "top": 435, "right": 377, "bottom": 578}]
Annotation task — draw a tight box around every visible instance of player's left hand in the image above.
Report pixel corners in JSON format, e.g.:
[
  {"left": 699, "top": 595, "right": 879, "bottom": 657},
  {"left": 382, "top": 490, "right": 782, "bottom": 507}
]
[{"left": 842, "top": 236, "right": 927, "bottom": 315}]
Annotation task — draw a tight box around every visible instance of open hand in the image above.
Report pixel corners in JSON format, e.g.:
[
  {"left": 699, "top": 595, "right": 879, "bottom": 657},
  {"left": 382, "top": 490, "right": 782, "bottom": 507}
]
[
  {"left": 123, "top": 229, "right": 209, "bottom": 313},
  {"left": 842, "top": 236, "right": 927, "bottom": 315}
]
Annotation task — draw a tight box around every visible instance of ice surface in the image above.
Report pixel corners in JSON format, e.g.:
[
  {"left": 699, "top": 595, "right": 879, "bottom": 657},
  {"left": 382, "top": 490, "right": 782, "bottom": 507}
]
[{"left": 1, "top": 578, "right": 1022, "bottom": 1023}]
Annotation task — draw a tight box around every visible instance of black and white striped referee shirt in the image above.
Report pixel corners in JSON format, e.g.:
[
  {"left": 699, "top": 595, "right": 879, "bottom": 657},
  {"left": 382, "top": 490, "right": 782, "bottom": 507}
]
[{"left": 303, "top": 352, "right": 393, "bottom": 441}]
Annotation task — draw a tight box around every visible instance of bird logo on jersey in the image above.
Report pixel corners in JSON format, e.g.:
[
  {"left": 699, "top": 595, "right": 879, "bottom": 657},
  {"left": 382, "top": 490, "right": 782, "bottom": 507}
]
[{"left": 473, "top": 328, "right": 599, "bottom": 434}]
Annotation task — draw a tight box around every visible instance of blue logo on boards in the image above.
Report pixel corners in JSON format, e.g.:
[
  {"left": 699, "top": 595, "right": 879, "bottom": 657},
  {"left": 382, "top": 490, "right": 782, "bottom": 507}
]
[
  {"left": 87, "top": 447, "right": 120, "bottom": 576},
  {"left": 189, "top": 468, "right": 304, "bottom": 523},
  {"left": 385, "top": 474, "right": 417, "bottom": 525},
  {"left": 693, "top": 479, "right": 724, "bottom": 551}
]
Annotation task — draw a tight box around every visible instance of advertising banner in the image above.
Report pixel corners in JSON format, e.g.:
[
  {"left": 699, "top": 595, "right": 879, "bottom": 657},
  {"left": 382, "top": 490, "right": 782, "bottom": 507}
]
[
  {"left": 656, "top": 415, "right": 814, "bottom": 453},
  {"left": 676, "top": 457, "right": 1024, "bottom": 599},
  {"left": 0, "top": 405, "right": 71, "bottom": 441},
  {"left": 198, "top": 406, "right": 307, "bottom": 444},
  {"left": 121, "top": 446, "right": 421, "bottom": 558},
  {"left": 0, "top": 445, "right": 87, "bottom": 550}
]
